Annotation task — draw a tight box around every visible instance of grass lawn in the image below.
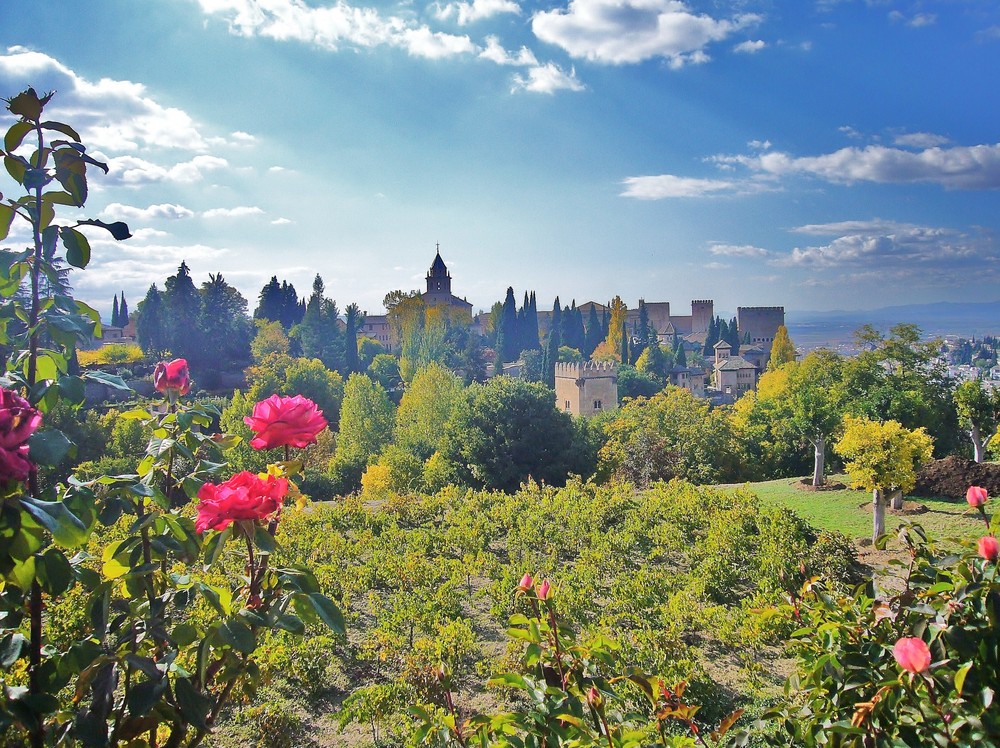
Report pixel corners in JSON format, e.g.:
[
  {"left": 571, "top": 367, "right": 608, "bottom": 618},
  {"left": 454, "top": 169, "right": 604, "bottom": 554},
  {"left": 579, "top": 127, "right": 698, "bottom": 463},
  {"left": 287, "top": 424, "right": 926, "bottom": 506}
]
[{"left": 717, "top": 475, "right": 988, "bottom": 545}]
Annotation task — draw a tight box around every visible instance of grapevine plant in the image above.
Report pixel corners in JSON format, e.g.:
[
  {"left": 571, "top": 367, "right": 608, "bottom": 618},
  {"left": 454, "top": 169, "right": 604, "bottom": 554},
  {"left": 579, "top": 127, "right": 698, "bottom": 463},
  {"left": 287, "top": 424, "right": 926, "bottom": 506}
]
[{"left": 0, "top": 89, "right": 343, "bottom": 746}]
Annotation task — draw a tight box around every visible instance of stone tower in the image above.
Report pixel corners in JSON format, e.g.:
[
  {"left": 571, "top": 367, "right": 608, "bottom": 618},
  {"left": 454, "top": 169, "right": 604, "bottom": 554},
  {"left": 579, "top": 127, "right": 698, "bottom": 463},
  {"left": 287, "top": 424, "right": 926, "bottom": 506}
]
[
  {"left": 554, "top": 362, "right": 619, "bottom": 418},
  {"left": 691, "top": 300, "right": 714, "bottom": 334},
  {"left": 426, "top": 246, "right": 451, "bottom": 295}
]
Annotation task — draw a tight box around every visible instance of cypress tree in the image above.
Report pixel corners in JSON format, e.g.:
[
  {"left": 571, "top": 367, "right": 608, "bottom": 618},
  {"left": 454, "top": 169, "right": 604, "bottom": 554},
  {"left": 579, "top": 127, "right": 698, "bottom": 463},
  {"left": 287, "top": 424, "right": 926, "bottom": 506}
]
[
  {"left": 119, "top": 293, "right": 129, "bottom": 326},
  {"left": 111, "top": 294, "right": 120, "bottom": 327},
  {"left": 633, "top": 299, "right": 649, "bottom": 364},
  {"left": 525, "top": 291, "right": 541, "bottom": 351},
  {"left": 584, "top": 305, "right": 601, "bottom": 358},
  {"left": 619, "top": 320, "right": 629, "bottom": 364},
  {"left": 498, "top": 287, "right": 519, "bottom": 363},
  {"left": 135, "top": 284, "right": 167, "bottom": 356},
  {"left": 543, "top": 327, "right": 560, "bottom": 389}
]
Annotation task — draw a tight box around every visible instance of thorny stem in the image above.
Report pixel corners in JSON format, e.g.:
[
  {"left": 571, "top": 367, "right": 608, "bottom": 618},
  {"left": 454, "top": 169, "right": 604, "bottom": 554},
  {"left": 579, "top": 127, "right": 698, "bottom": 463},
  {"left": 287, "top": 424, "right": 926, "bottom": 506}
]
[
  {"left": 26, "top": 116, "right": 45, "bottom": 748},
  {"left": 545, "top": 602, "right": 568, "bottom": 688}
]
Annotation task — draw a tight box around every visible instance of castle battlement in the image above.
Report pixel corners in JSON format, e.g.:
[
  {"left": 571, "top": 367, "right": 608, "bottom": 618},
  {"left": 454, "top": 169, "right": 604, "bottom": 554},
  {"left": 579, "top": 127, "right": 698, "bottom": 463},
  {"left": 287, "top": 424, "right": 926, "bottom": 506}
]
[
  {"left": 691, "top": 299, "right": 713, "bottom": 305},
  {"left": 554, "top": 361, "right": 618, "bottom": 378},
  {"left": 737, "top": 306, "right": 785, "bottom": 312}
]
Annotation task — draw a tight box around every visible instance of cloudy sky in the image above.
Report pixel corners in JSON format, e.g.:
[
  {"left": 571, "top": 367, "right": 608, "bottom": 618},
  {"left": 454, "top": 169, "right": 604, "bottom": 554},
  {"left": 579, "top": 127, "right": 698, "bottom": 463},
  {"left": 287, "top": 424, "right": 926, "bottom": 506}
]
[{"left": 2, "top": 0, "right": 998, "bottom": 321}]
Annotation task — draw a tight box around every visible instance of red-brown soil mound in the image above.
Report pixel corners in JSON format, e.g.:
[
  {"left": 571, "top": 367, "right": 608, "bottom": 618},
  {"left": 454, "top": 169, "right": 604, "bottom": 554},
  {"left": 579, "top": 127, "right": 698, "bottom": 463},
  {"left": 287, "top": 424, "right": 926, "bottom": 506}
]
[{"left": 913, "top": 455, "right": 1000, "bottom": 500}]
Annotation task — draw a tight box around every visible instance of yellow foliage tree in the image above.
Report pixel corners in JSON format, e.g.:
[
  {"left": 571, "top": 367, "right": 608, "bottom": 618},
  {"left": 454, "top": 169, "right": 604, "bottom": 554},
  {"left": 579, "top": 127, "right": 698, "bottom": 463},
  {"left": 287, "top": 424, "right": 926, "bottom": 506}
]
[
  {"left": 834, "top": 415, "right": 934, "bottom": 542},
  {"left": 767, "top": 325, "right": 796, "bottom": 371},
  {"left": 604, "top": 296, "right": 627, "bottom": 358}
]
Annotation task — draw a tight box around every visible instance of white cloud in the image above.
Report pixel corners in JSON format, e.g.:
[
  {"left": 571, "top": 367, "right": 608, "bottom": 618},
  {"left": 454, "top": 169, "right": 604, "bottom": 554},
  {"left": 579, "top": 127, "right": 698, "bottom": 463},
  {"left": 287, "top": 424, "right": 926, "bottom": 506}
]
[
  {"left": 271, "top": 217, "right": 294, "bottom": 225},
  {"left": 531, "top": 0, "right": 761, "bottom": 65},
  {"left": 0, "top": 47, "right": 246, "bottom": 153},
  {"left": 770, "top": 222, "right": 996, "bottom": 272},
  {"left": 893, "top": 132, "right": 949, "bottom": 149},
  {"left": 709, "top": 242, "right": 770, "bottom": 257},
  {"left": 733, "top": 39, "right": 765, "bottom": 54},
  {"left": 704, "top": 261, "right": 730, "bottom": 269},
  {"left": 202, "top": 206, "right": 265, "bottom": 218},
  {"left": 714, "top": 142, "right": 1000, "bottom": 189},
  {"left": 435, "top": 0, "right": 521, "bottom": 25},
  {"left": 130, "top": 228, "right": 171, "bottom": 241},
  {"left": 889, "top": 11, "right": 937, "bottom": 28},
  {"left": 196, "top": 0, "right": 475, "bottom": 59},
  {"left": 511, "top": 63, "right": 585, "bottom": 94},
  {"left": 100, "top": 203, "right": 195, "bottom": 221},
  {"left": 480, "top": 36, "right": 538, "bottom": 66},
  {"left": 620, "top": 173, "right": 771, "bottom": 198},
  {"left": 105, "top": 154, "right": 230, "bottom": 185}
]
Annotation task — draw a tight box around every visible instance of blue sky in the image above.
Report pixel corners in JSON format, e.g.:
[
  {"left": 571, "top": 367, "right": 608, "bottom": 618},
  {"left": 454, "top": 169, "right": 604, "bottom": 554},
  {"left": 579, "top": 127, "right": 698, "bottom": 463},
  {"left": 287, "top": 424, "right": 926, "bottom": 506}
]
[{"left": 1, "top": 0, "right": 999, "bottom": 322}]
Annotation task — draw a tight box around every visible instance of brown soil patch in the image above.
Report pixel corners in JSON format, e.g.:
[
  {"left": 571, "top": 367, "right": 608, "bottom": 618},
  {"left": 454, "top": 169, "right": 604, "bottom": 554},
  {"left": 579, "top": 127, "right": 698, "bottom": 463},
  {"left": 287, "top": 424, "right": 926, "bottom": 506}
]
[
  {"left": 794, "top": 478, "right": 847, "bottom": 491},
  {"left": 914, "top": 455, "right": 1000, "bottom": 499},
  {"left": 858, "top": 500, "right": 928, "bottom": 515}
]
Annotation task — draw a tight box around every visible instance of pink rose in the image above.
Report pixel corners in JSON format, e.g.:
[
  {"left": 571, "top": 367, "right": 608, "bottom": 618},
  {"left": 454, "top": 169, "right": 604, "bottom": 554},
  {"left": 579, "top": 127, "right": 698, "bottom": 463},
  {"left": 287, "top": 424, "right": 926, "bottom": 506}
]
[
  {"left": 0, "top": 388, "right": 41, "bottom": 482},
  {"left": 517, "top": 573, "right": 533, "bottom": 591},
  {"left": 195, "top": 471, "right": 288, "bottom": 533},
  {"left": 153, "top": 359, "right": 191, "bottom": 397},
  {"left": 243, "top": 394, "right": 327, "bottom": 451},
  {"left": 893, "top": 637, "right": 931, "bottom": 674},
  {"left": 536, "top": 579, "right": 551, "bottom": 600},
  {"left": 978, "top": 535, "right": 999, "bottom": 562},
  {"left": 966, "top": 486, "right": 988, "bottom": 509}
]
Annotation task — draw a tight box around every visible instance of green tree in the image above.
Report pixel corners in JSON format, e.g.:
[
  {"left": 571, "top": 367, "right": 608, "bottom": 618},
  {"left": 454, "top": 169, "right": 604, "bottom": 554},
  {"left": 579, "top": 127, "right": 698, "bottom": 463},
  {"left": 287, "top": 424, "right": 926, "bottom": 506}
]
[
  {"left": 605, "top": 295, "right": 627, "bottom": 356},
  {"left": 441, "top": 377, "right": 590, "bottom": 491},
  {"left": 841, "top": 323, "right": 958, "bottom": 456},
  {"left": 368, "top": 353, "right": 402, "bottom": 397},
  {"left": 834, "top": 415, "right": 934, "bottom": 541},
  {"left": 163, "top": 260, "right": 201, "bottom": 359},
  {"left": 953, "top": 380, "right": 1000, "bottom": 462},
  {"left": 599, "top": 386, "right": 741, "bottom": 484},
  {"left": 251, "top": 319, "right": 291, "bottom": 360},
  {"left": 135, "top": 283, "right": 168, "bottom": 357},
  {"left": 294, "top": 274, "right": 343, "bottom": 372},
  {"left": 344, "top": 302, "right": 364, "bottom": 374},
  {"left": 197, "top": 272, "right": 253, "bottom": 377},
  {"left": 396, "top": 362, "right": 464, "bottom": 461},
  {"left": 786, "top": 350, "right": 846, "bottom": 487},
  {"left": 767, "top": 325, "right": 796, "bottom": 370},
  {"left": 337, "top": 373, "right": 395, "bottom": 466},
  {"left": 497, "top": 286, "right": 519, "bottom": 363},
  {"left": 584, "top": 305, "right": 602, "bottom": 357}
]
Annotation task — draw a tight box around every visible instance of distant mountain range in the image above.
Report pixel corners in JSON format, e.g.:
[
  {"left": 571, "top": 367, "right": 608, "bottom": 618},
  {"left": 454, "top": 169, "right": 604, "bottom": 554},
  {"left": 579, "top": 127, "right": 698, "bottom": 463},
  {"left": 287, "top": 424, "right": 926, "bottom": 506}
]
[{"left": 784, "top": 300, "right": 1000, "bottom": 348}]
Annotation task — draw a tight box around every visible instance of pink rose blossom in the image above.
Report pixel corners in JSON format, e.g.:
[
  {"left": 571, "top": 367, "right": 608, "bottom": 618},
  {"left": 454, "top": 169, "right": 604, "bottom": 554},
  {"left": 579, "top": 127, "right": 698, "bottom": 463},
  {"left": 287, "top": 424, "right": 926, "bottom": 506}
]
[
  {"left": 893, "top": 637, "right": 931, "bottom": 674},
  {"left": 0, "top": 388, "right": 42, "bottom": 482},
  {"left": 536, "top": 579, "right": 551, "bottom": 600},
  {"left": 517, "top": 573, "right": 533, "bottom": 591},
  {"left": 195, "top": 471, "right": 288, "bottom": 533},
  {"left": 244, "top": 394, "right": 327, "bottom": 451},
  {"left": 153, "top": 359, "right": 191, "bottom": 397}
]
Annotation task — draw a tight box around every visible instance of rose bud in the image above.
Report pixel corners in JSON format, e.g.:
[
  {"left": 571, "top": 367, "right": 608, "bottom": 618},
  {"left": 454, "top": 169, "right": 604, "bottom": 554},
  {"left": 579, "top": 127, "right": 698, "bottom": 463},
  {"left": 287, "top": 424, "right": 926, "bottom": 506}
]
[
  {"left": 893, "top": 637, "right": 931, "bottom": 674},
  {"left": 978, "top": 535, "right": 999, "bottom": 562},
  {"left": 966, "top": 486, "right": 988, "bottom": 509},
  {"left": 517, "top": 573, "right": 533, "bottom": 591},
  {"left": 536, "top": 579, "right": 551, "bottom": 600}
]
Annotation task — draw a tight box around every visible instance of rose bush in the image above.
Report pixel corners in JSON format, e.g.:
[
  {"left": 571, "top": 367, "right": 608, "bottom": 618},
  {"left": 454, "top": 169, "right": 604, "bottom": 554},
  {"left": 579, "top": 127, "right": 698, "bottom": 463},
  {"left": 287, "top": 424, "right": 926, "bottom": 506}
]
[{"left": 244, "top": 393, "right": 328, "bottom": 450}]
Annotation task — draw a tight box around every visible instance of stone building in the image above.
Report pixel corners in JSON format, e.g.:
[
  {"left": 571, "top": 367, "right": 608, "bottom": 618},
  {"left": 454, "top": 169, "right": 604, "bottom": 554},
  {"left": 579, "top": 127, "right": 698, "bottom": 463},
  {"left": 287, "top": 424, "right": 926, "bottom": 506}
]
[
  {"left": 712, "top": 340, "right": 758, "bottom": 397},
  {"left": 555, "top": 361, "right": 618, "bottom": 417},
  {"left": 737, "top": 306, "right": 785, "bottom": 349},
  {"left": 422, "top": 247, "right": 473, "bottom": 314}
]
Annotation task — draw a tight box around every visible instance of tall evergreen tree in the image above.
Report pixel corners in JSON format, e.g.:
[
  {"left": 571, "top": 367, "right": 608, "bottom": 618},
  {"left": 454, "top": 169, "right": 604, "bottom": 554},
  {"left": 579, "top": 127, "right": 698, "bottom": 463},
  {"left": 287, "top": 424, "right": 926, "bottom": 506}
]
[
  {"left": 279, "top": 281, "right": 304, "bottom": 327},
  {"left": 254, "top": 276, "right": 283, "bottom": 323},
  {"left": 295, "top": 274, "right": 344, "bottom": 372},
  {"left": 344, "top": 303, "right": 364, "bottom": 373},
  {"left": 543, "top": 326, "right": 560, "bottom": 389},
  {"left": 111, "top": 294, "right": 120, "bottom": 327},
  {"left": 119, "top": 293, "right": 129, "bottom": 326},
  {"left": 727, "top": 316, "right": 741, "bottom": 354},
  {"left": 135, "top": 284, "right": 168, "bottom": 357},
  {"left": 163, "top": 261, "right": 202, "bottom": 360},
  {"left": 198, "top": 273, "right": 253, "bottom": 372},
  {"left": 524, "top": 291, "right": 541, "bottom": 351},
  {"left": 584, "top": 305, "right": 602, "bottom": 358},
  {"left": 496, "top": 287, "right": 519, "bottom": 363},
  {"left": 619, "top": 319, "right": 630, "bottom": 364},
  {"left": 633, "top": 299, "right": 650, "bottom": 364},
  {"left": 704, "top": 316, "right": 720, "bottom": 356}
]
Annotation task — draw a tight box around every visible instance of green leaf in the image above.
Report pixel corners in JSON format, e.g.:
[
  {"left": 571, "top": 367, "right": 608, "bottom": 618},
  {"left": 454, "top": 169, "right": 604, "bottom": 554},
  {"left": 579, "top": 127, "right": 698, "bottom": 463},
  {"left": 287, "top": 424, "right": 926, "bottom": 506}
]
[
  {"left": 126, "top": 677, "right": 166, "bottom": 717},
  {"left": 174, "top": 677, "right": 211, "bottom": 732},
  {"left": 28, "top": 429, "right": 73, "bottom": 467},
  {"left": 4, "top": 121, "right": 33, "bottom": 152},
  {"left": 78, "top": 219, "right": 131, "bottom": 241},
  {"left": 202, "top": 525, "right": 232, "bottom": 569},
  {"left": 35, "top": 547, "right": 74, "bottom": 596},
  {"left": 59, "top": 226, "right": 91, "bottom": 268},
  {"left": 20, "top": 495, "right": 88, "bottom": 548},
  {"left": 40, "top": 121, "right": 81, "bottom": 142},
  {"left": 954, "top": 662, "right": 973, "bottom": 695},
  {"left": 83, "top": 369, "right": 131, "bottom": 391},
  {"left": 217, "top": 619, "right": 255, "bottom": 654},
  {"left": 57, "top": 375, "right": 86, "bottom": 406},
  {"left": 0, "top": 633, "right": 28, "bottom": 669},
  {"left": 0, "top": 204, "right": 14, "bottom": 241},
  {"left": 5, "top": 155, "right": 26, "bottom": 183},
  {"left": 253, "top": 524, "right": 276, "bottom": 553},
  {"left": 304, "top": 593, "right": 345, "bottom": 635}
]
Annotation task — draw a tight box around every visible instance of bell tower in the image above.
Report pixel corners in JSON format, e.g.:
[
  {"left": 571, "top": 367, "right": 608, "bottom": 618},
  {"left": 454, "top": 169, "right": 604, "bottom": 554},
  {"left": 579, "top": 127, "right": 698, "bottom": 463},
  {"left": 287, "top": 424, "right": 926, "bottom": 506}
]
[{"left": 426, "top": 244, "right": 451, "bottom": 295}]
